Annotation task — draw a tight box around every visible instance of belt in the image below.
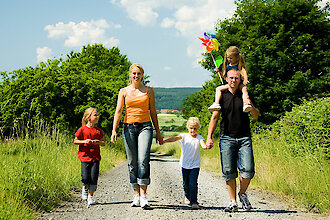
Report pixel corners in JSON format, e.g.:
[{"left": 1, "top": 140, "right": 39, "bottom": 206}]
[{"left": 125, "top": 121, "right": 150, "bottom": 127}]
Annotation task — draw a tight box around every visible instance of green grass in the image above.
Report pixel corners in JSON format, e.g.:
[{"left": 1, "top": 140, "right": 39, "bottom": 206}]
[
  {"left": 152, "top": 98, "right": 330, "bottom": 214},
  {"left": 0, "top": 127, "right": 126, "bottom": 220},
  {"left": 157, "top": 114, "right": 187, "bottom": 128}
]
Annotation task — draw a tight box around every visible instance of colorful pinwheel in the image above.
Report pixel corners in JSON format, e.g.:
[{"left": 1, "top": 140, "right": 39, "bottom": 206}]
[{"left": 199, "top": 32, "right": 224, "bottom": 83}]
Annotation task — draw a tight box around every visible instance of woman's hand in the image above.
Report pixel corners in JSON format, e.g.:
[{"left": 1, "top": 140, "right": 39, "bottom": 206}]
[
  {"left": 156, "top": 132, "right": 164, "bottom": 145},
  {"left": 111, "top": 131, "right": 117, "bottom": 144}
]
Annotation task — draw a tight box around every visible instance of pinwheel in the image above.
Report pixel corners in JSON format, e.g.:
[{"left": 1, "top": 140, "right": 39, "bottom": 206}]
[{"left": 199, "top": 32, "right": 224, "bottom": 83}]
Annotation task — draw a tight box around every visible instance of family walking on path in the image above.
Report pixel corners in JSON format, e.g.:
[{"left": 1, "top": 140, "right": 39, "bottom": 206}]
[{"left": 73, "top": 45, "right": 260, "bottom": 213}]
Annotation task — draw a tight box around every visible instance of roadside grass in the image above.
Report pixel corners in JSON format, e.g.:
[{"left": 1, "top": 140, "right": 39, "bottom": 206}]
[
  {"left": 0, "top": 126, "right": 126, "bottom": 220},
  {"left": 152, "top": 98, "right": 330, "bottom": 213},
  {"left": 157, "top": 113, "right": 186, "bottom": 127}
]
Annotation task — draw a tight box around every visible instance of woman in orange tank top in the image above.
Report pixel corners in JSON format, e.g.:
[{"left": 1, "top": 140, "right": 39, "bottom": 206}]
[{"left": 111, "top": 63, "right": 163, "bottom": 209}]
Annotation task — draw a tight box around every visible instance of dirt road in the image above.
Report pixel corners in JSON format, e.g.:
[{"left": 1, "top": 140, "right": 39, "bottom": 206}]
[{"left": 39, "top": 154, "right": 325, "bottom": 220}]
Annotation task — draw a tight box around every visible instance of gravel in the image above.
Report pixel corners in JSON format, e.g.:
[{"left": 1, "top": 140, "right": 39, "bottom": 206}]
[{"left": 38, "top": 153, "right": 326, "bottom": 220}]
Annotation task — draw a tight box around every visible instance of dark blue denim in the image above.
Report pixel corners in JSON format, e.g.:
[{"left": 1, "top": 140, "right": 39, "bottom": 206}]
[
  {"left": 81, "top": 161, "right": 99, "bottom": 192},
  {"left": 182, "top": 167, "right": 200, "bottom": 205},
  {"left": 220, "top": 135, "right": 255, "bottom": 182},
  {"left": 122, "top": 121, "right": 153, "bottom": 189}
]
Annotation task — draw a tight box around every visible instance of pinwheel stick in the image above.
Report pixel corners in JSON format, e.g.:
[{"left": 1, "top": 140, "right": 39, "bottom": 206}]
[{"left": 210, "top": 52, "right": 224, "bottom": 84}]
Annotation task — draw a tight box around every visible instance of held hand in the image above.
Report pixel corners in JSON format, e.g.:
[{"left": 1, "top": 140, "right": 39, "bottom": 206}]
[
  {"left": 85, "top": 139, "right": 92, "bottom": 144},
  {"left": 156, "top": 132, "right": 164, "bottom": 145},
  {"left": 111, "top": 131, "right": 117, "bottom": 144},
  {"left": 206, "top": 138, "right": 214, "bottom": 149},
  {"left": 243, "top": 79, "right": 249, "bottom": 85}
]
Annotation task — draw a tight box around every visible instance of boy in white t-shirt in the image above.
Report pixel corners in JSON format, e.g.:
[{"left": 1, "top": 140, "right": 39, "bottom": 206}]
[{"left": 164, "top": 117, "right": 208, "bottom": 209}]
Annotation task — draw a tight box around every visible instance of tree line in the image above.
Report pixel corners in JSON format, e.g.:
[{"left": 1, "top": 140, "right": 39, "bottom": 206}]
[{"left": 0, "top": 0, "right": 329, "bottom": 138}]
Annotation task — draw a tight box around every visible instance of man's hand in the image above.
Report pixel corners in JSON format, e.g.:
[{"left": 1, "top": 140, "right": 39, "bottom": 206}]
[{"left": 206, "top": 137, "right": 214, "bottom": 149}]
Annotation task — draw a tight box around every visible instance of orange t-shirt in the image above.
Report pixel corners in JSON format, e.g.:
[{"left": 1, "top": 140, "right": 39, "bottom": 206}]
[{"left": 124, "top": 88, "right": 151, "bottom": 123}]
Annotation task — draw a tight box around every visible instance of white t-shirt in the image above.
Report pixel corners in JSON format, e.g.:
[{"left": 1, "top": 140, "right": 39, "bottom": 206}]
[{"left": 179, "top": 133, "right": 205, "bottom": 169}]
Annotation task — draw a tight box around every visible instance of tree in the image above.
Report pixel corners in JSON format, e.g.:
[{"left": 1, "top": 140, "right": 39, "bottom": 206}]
[
  {"left": 184, "top": 0, "right": 329, "bottom": 129},
  {"left": 0, "top": 44, "right": 131, "bottom": 136}
]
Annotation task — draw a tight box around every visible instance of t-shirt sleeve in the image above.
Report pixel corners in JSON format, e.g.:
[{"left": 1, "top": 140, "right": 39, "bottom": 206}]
[
  {"left": 75, "top": 127, "right": 83, "bottom": 139},
  {"left": 197, "top": 134, "right": 205, "bottom": 143},
  {"left": 179, "top": 133, "right": 185, "bottom": 143}
]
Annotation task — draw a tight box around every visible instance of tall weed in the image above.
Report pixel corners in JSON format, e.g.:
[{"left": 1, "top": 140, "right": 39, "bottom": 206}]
[{"left": 0, "top": 126, "right": 126, "bottom": 220}]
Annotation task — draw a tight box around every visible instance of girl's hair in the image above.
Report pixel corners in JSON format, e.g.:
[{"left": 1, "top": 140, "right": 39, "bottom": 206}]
[
  {"left": 129, "top": 63, "right": 144, "bottom": 84},
  {"left": 222, "top": 46, "right": 246, "bottom": 78},
  {"left": 186, "top": 117, "right": 201, "bottom": 129},
  {"left": 82, "top": 107, "right": 98, "bottom": 126}
]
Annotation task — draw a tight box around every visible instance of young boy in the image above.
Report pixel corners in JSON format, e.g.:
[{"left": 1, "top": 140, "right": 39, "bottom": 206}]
[{"left": 164, "top": 117, "right": 208, "bottom": 209}]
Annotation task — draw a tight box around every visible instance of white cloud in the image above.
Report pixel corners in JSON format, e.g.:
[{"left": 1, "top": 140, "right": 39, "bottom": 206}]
[
  {"left": 164, "top": 66, "right": 171, "bottom": 70},
  {"left": 44, "top": 19, "right": 120, "bottom": 48},
  {"left": 161, "top": 17, "right": 175, "bottom": 28},
  {"left": 36, "top": 47, "right": 52, "bottom": 62}
]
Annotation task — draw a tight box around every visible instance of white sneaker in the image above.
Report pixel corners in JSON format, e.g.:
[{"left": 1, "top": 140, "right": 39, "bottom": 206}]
[
  {"left": 208, "top": 103, "right": 221, "bottom": 112},
  {"left": 81, "top": 187, "right": 88, "bottom": 200},
  {"left": 243, "top": 104, "right": 252, "bottom": 112},
  {"left": 87, "top": 195, "right": 96, "bottom": 205},
  {"left": 140, "top": 194, "right": 150, "bottom": 209},
  {"left": 131, "top": 194, "right": 140, "bottom": 207}
]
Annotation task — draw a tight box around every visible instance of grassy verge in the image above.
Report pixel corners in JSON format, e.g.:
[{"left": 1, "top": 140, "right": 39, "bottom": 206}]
[{"left": 0, "top": 128, "right": 126, "bottom": 220}]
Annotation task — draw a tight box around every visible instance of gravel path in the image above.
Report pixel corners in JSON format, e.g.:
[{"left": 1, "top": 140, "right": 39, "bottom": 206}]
[{"left": 39, "top": 153, "right": 325, "bottom": 220}]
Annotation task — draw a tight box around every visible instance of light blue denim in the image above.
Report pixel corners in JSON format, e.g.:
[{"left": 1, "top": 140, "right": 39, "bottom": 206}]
[
  {"left": 219, "top": 135, "right": 255, "bottom": 182},
  {"left": 122, "top": 121, "right": 153, "bottom": 189}
]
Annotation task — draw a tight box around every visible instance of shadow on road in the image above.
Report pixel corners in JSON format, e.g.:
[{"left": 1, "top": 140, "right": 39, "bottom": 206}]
[{"left": 150, "top": 153, "right": 179, "bottom": 162}]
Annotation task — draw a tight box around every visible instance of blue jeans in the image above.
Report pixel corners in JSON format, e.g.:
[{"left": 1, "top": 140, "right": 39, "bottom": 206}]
[
  {"left": 81, "top": 161, "right": 99, "bottom": 192},
  {"left": 182, "top": 167, "right": 200, "bottom": 205},
  {"left": 122, "top": 121, "right": 153, "bottom": 189},
  {"left": 220, "top": 135, "right": 255, "bottom": 182}
]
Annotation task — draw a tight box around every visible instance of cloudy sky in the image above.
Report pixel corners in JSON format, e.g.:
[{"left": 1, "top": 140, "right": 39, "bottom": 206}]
[{"left": 1, "top": 0, "right": 326, "bottom": 87}]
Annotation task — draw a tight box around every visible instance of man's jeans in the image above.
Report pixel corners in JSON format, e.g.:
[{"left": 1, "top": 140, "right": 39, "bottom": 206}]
[
  {"left": 220, "top": 135, "right": 255, "bottom": 182},
  {"left": 182, "top": 167, "right": 200, "bottom": 205},
  {"left": 122, "top": 122, "right": 153, "bottom": 189}
]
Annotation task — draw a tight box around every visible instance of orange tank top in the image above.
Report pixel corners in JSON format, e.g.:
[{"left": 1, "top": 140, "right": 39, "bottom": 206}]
[{"left": 124, "top": 87, "right": 151, "bottom": 123}]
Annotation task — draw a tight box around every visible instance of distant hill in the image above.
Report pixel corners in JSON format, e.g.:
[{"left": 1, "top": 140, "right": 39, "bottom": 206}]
[{"left": 153, "top": 87, "right": 201, "bottom": 110}]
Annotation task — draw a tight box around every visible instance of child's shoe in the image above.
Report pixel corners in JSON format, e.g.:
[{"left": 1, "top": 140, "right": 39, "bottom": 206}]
[
  {"left": 184, "top": 197, "right": 190, "bottom": 205},
  {"left": 81, "top": 187, "right": 88, "bottom": 200},
  {"left": 208, "top": 103, "right": 221, "bottom": 112},
  {"left": 87, "top": 195, "right": 96, "bottom": 205},
  {"left": 131, "top": 194, "right": 140, "bottom": 207},
  {"left": 191, "top": 203, "right": 200, "bottom": 210},
  {"left": 243, "top": 104, "right": 252, "bottom": 112}
]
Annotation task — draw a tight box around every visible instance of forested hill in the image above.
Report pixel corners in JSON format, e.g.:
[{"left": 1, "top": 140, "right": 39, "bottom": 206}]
[{"left": 153, "top": 87, "right": 201, "bottom": 110}]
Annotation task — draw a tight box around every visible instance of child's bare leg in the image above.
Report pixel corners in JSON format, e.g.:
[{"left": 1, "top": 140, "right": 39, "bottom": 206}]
[
  {"left": 208, "top": 85, "right": 229, "bottom": 112},
  {"left": 214, "top": 84, "right": 229, "bottom": 104},
  {"left": 240, "top": 85, "right": 252, "bottom": 112}
]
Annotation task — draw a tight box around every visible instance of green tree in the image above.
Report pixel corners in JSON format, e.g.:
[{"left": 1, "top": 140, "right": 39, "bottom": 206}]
[
  {"left": 184, "top": 0, "right": 329, "bottom": 129},
  {"left": 0, "top": 44, "right": 131, "bottom": 136}
]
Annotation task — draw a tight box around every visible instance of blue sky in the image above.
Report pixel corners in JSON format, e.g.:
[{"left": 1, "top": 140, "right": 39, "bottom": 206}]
[{"left": 1, "top": 0, "right": 326, "bottom": 87}]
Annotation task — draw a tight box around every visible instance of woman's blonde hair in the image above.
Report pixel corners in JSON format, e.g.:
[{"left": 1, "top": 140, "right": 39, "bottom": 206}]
[
  {"left": 222, "top": 46, "right": 246, "bottom": 78},
  {"left": 82, "top": 107, "right": 98, "bottom": 126},
  {"left": 186, "top": 117, "right": 201, "bottom": 129},
  {"left": 128, "top": 63, "right": 144, "bottom": 84}
]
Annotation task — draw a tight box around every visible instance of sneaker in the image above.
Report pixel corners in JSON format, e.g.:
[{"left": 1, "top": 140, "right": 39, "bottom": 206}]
[
  {"left": 131, "top": 194, "right": 140, "bottom": 207},
  {"left": 184, "top": 197, "right": 190, "bottom": 205},
  {"left": 243, "top": 104, "right": 252, "bottom": 112},
  {"left": 87, "top": 195, "right": 96, "bottom": 205},
  {"left": 238, "top": 192, "right": 252, "bottom": 210},
  {"left": 81, "top": 187, "right": 88, "bottom": 200},
  {"left": 208, "top": 103, "right": 221, "bottom": 112},
  {"left": 140, "top": 194, "right": 150, "bottom": 209},
  {"left": 191, "top": 203, "right": 200, "bottom": 210},
  {"left": 224, "top": 201, "right": 238, "bottom": 212}
]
